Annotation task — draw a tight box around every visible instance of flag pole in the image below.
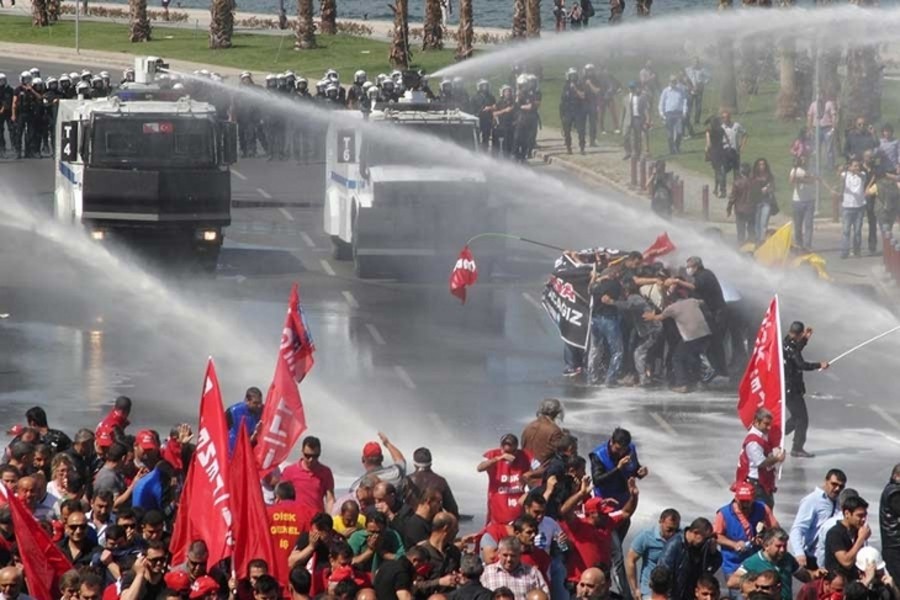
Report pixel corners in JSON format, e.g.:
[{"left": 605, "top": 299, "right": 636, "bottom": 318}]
[
  {"left": 774, "top": 294, "right": 786, "bottom": 478},
  {"left": 464, "top": 232, "right": 566, "bottom": 252},
  {"left": 827, "top": 324, "right": 900, "bottom": 365}
]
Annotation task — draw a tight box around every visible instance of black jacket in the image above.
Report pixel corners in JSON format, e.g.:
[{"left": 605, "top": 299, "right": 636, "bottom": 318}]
[
  {"left": 783, "top": 336, "right": 820, "bottom": 395},
  {"left": 659, "top": 533, "right": 722, "bottom": 600}
]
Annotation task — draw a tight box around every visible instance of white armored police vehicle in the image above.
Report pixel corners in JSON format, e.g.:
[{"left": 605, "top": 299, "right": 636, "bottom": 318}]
[
  {"left": 323, "top": 85, "right": 501, "bottom": 278},
  {"left": 54, "top": 57, "right": 237, "bottom": 269}
]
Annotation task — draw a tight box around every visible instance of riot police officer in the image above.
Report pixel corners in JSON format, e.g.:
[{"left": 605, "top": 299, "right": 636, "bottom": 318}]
[
  {"left": 12, "top": 71, "right": 38, "bottom": 159},
  {"left": 438, "top": 79, "right": 454, "bottom": 106},
  {"left": 234, "top": 72, "right": 260, "bottom": 158},
  {"left": 452, "top": 76, "right": 470, "bottom": 112},
  {"left": 42, "top": 77, "right": 62, "bottom": 156},
  {"left": 90, "top": 77, "right": 106, "bottom": 99},
  {"left": 59, "top": 74, "right": 74, "bottom": 99},
  {"left": 491, "top": 85, "right": 516, "bottom": 158},
  {"left": 513, "top": 74, "right": 538, "bottom": 162},
  {"left": 471, "top": 80, "right": 496, "bottom": 150},
  {"left": 347, "top": 70, "right": 367, "bottom": 109},
  {"left": 264, "top": 74, "right": 285, "bottom": 161},
  {"left": 0, "top": 74, "right": 13, "bottom": 158},
  {"left": 560, "top": 67, "right": 587, "bottom": 155}
]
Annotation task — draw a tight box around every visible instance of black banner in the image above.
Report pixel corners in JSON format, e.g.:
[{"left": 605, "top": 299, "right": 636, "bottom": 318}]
[{"left": 541, "top": 265, "right": 593, "bottom": 349}]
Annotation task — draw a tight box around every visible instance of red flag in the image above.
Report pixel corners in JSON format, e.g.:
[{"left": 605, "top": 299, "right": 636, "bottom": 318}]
[
  {"left": 737, "top": 296, "right": 786, "bottom": 447},
  {"left": 282, "top": 283, "right": 315, "bottom": 383},
  {"left": 449, "top": 246, "right": 478, "bottom": 303},
  {"left": 170, "top": 359, "right": 234, "bottom": 567},
  {"left": 0, "top": 486, "right": 72, "bottom": 599},
  {"left": 642, "top": 232, "right": 676, "bottom": 263},
  {"left": 231, "top": 425, "right": 277, "bottom": 580},
  {"left": 255, "top": 353, "right": 307, "bottom": 475}
]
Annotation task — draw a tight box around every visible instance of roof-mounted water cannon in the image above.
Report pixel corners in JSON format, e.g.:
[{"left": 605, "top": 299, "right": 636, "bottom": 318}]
[{"left": 134, "top": 56, "right": 170, "bottom": 85}]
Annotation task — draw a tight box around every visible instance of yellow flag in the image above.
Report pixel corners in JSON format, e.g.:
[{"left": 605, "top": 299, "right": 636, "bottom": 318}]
[
  {"left": 754, "top": 222, "right": 793, "bottom": 267},
  {"left": 792, "top": 253, "right": 833, "bottom": 281}
]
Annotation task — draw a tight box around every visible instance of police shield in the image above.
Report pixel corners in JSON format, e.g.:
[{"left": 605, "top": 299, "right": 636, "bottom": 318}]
[{"left": 60, "top": 121, "right": 79, "bottom": 162}]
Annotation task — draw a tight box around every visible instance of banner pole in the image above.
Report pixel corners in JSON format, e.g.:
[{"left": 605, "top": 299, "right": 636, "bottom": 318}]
[{"left": 775, "top": 294, "right": 786, "bottom": 478}]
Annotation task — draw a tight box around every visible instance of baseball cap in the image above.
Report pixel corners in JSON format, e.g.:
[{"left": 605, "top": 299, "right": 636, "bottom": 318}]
[
  {"left": 584, "top": 496, "right": 614, "bottom": 515},
  {"left": 855, "top": 546, "right": 886, "bottom": 572},
  {"left": 734, "top": 482, "right": 756, "bottom": 502},
  {"left": 362, "top": 442, "right": 383, "bottom": 459},
  {"left": 189, "top": 575, "right": 219, "bottom": 599},
  {"left": 164, "top": 571, "right": 191, "bottom": 592},
  {"left": 136, "top": 430, "right": 160, "bottom": 451},
  {"left": 96, "top": 428, "right": 114, "bottom": 448}
]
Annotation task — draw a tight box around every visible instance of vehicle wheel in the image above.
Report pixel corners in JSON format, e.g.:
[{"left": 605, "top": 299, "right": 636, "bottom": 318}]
[{"left": 331, "top": 235, "right": 352, "bottom": 261}]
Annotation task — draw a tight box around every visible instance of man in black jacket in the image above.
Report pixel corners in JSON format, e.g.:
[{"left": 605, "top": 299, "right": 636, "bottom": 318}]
[
  {"left": 658, "top": 518, "right": 722, "bottom": 600},
  {"left": 783, "top": 321, "right": 829, "bottom": 459},
  {"left": 879, "top": 464, "right": 900, "bottom": 582}
]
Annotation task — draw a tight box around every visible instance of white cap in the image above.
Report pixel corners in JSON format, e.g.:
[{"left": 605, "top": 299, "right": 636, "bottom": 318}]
[{"left": 856, "top": 547, "right": 886, "bottom": 572}]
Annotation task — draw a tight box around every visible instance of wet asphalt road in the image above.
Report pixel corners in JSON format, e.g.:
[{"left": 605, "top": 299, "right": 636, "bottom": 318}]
[{"left": 2, "top": 56, "right": 900, "bottom": 533}]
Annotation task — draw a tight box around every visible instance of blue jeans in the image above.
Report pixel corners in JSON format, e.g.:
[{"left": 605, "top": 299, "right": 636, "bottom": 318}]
[
  {"left": 793, "top": 200, "right": 815, "bottom": 248},
  {"left": 664, "top": 111, "right": 683, "bottom": 154},
  {"left": 563, "top": 344, "right": 584, "bottom": 371},
  {"left": 842, "top": 206, "right": 864, "bottom": 257},
  {"left": 756, "top": 201, "right": 771, "bottom": 243},
  {"left": 590, "top": 314, "right": 624, "bottom": 385}
]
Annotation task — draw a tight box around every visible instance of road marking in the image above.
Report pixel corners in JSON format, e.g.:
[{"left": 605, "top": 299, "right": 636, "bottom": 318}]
[
  {"left": 320, "top": 260, "right": 335, "bottom": 276},
  {"left": 342, "top": 290, "right": 359, "bottom": 309},
  {"left": 278, "top": 207, "right": 295, "bottom": 222},
  {"left": 365, "top": 323, "right": 386, "bottom": 346},
  {"left": 256, "top": 187, "right": 272, "bottom": 199},
  {"left": 231, "top": 169, "right": 247, "bottom": 181},
  {"left": 300, "top": 231, "right": 316, "bottom": 248},
  {"left": 521, "top": 291, "right": 543, "bottom": 310},
  {"left": 709, "top": 471, "right": 731, "bottom": 489},
  {"left": 872, "top": 405, "right": 900, "bottom": 431},
  {"left": 394, "top": 365, "right": 416, "bottom": 390},
  {"left": 649, "top": 411, "right": 678, "bottom": 436}
]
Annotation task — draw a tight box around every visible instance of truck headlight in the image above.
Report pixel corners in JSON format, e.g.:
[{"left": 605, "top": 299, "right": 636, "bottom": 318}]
[
  {"left": 196, "top": 229, "right": 218, "bottom": 242},
  {"left": 90, "top": 229, "right": 106, "bottom": 241}
]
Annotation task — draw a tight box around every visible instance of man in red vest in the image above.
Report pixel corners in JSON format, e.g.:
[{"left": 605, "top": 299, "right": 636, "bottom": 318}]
[
  {"left": 734, "top": 408, "right": 786, "bottom": 508},
  {"left": 478, "top": 434, "right": 531, "bottom": 526}
]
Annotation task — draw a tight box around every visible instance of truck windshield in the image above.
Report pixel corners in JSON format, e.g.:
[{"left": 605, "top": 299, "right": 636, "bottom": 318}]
[
  {"left": 89, "top": 115, "right": 216, "bottom": 168},
  {"left": 364, "top": 122, "right": 476, "bottom": 166}
]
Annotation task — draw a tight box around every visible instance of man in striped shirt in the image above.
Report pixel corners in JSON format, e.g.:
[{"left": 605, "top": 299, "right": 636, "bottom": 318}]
[{"left": 481, "top": 536, "right": 549, "bottom": 600}]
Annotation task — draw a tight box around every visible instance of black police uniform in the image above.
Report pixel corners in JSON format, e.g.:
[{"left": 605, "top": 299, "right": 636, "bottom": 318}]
[
  {"left": 12, "top": 83, "right": 39, "bottom": 158},
  {"left": 782, "top": 335, "right": 821, "bottom": 452},
  {"left": 0, "top": 83, "right": 13, "bottom": 156},
  {"left": 560, "top": 79, "right": 587, "bottom": 154},
  {"left": 470, "top": 90, "right": 496, "bottom": 150}
]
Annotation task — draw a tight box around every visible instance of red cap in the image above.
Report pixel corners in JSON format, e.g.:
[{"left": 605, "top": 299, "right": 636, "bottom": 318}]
[
  {"left": 136, "top": 430, "right": 160, "bottom": 451},
  {"left": 96, "top": 428, "right": 114, "bottom": 448},
  {"left": 6, "top": 425, "right": 23, "bottom": 437},
  {"left": 189, "top": 575, "right": 219, "bottom": 599},
  {"left": 101, "top": 582, "right": 120, "bottom": 600},
  {"left": 329, "top": 566, "right": 355, "bottom": 583},
  {"left": 362, "top": 442, "right": 383, "bottom": 459},
  {"left": 734, "top": 482, "right": 756, "bottom": 502},
  {"left": 584, "top": 496, "right": 614, "bottom": 515},
  {"left": 164, "top": 571, "right": 192, "bottom": 592}
]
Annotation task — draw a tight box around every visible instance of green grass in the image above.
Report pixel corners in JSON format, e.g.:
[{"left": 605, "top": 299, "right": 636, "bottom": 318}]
[{"left": 0, "top": 14, "right": 458, "bottom": 77}]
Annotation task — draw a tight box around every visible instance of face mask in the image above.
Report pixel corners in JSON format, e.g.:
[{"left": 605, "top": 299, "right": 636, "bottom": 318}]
[{"left": 686, "top": 267, "right": 697, "bottom": 276}]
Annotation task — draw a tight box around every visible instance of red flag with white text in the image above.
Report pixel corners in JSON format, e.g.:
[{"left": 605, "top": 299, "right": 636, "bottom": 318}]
[
  {"left": 450, "top": 246, "right": 478, "bottom": 303},
  {"left": 232, "top": 424, "right": 278, "bottom": 579},
  {"left": 642, "top": 232, "right": 676, "bottom": 263},
  {"left": 282, "top": 283, "right": 316, "bottom": 383},
  {"left": 170, "top": 359, "right": 234, "bottom": 567},
  {"left": 0, "top": 485, "right": 73, "bottom": 599},
  {"left": 255, "top": 353, "right": 307, "bottom": 475},
  {"left": 737, "top": 296, "right": 786, "bottom": 447}
]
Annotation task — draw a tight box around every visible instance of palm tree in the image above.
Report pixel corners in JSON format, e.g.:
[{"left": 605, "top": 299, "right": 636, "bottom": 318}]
[
  {"left": 455, "top": 0, "right": 473, "bottom": 60},
  {"left": 320, "top": 0, "right": 336, "bottom": 34},
  {"left": 32, "top": 0, "right": 49, "bottom": 26},
  {"left": 389, "top": 0, "right": 410, "bottom": 68},
  {"left": 47, "top": 0, "right": 60, "bottom": 22},
  {"left": 423, "top": 0, "right": 443, "bottom": 50},
  {"left": 295, "top": 0, "right": 317, "bottom": 48},
  {"left": 129, "top": 0, "right": 152, "bottom": 41},
  {"left": 208, "top": 0, "right": 234, "bottom": 48},
  {"left": 842, "top": 1, "right": 881, "bottom": 124},
  {"left": 525, "top": 0, "right": 540, "bottom": 37},
  {"left": 775, "top": 0, "right": 799, "bottom": 118},
  {"left": 717, "top": 2, "right": 738, "bottom": 112},
  {"left": 511, "top": 0, "right": 526, "bottom": 38}
]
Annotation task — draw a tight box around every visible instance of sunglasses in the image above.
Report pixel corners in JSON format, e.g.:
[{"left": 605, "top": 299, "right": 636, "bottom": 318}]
[
  {"left": 146, "top": 556, "right": 167, "bottom": 565},
  {"left": 119, "top": 522, "right": 137, "bottom": 529},
  {"left": 303, "top": 453, "right": 320, "bottom": 460},
  {"left": 67, "top": 523, "right": 88, "bottom": 531},
  {"left": 756, "top": 584, "right": 777, "bottom": 591}
]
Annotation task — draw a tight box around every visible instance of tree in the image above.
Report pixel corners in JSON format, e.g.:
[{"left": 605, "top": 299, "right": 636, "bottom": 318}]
[
  {"left": 295, "top": 0, "right": 317, "bottom": 48},
  {"left": 47, "top": 0, "right": 60, "bottom": 22},
  {"left": 129, "top": 0, "right": 152, "bottom": 42},
  {"left": 208, "top": 0, "right": 234, "bottom": 48},
  {"left": 456, "top": 0, "right": 473, "bottom": 60},
  {"left": 423, "top": 0, "right": 443, "bottom": 50},
  {"left": 774, "top": 0, "right": 799, "bottom": 118},
  {"left": 525, "top": 0, "right": 540, "bottom": 36},
  {"left": 511, "top": 0, "right": 526, "bottom": 38},
  {"left": 389, "top": 0, "right": 410, "bottom": 69},
  {"left": 717, "top": 2, "right": 738, "bottom": 112},
  {"left": 320, "top": 0, "right": 336, "bottom": 34},
  {"left": 841, "top": 0, "right": 881, "bottom": 124},
  {"left": 32, "top": 0, "right": 49, "bottom": 26}
]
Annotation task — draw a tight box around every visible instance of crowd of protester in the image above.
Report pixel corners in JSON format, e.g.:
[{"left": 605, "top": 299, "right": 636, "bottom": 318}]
[{"left": 0, "top": 391, "right": 898, "bottom": 600}]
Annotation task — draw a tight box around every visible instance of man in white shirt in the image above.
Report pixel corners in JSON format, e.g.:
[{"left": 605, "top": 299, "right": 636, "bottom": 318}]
[
  {"left": 684, "top": 58, "right": 711, "bottom": 127},
  {"left": 721, "top": 111, "right": 748, "bottom": 189},
  {"left": 790, "top": 156, "right": 818, "bottom": 250},
  {"left": 0, "top": 567, "right": 36, "bottom": 600},
  {"left": 839, "top": 159, "right": 867, "bottom": 259}
]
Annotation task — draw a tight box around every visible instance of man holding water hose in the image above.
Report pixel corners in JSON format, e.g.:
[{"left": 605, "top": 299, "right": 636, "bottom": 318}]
[{"left": 783, "top": 321, "right": 829, "bottom": 459}]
